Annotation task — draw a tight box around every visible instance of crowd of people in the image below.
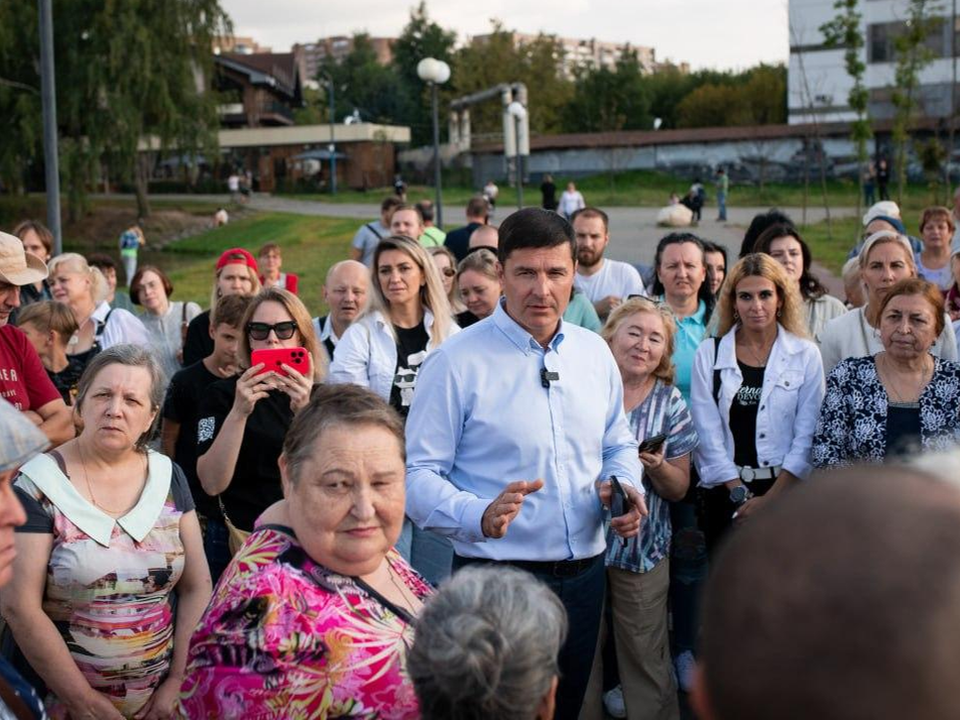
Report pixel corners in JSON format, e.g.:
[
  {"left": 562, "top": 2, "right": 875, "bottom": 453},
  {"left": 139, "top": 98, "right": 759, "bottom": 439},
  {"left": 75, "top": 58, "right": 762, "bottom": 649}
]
[{"left": 0, "top": 188, "right": 959, "bottom": 720}]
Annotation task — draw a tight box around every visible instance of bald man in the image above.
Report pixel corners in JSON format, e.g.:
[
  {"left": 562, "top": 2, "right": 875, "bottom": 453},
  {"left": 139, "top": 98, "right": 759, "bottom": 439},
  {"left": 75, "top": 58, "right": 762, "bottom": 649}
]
[
  {"left": 312, "top": 260, "right": 370, "bottom": 362},
  {"left": 468, "top": 224, "right": 499, "bottom": 252},
  {"left": 693, "top": 463, "right": 960, "bottom": 720}
]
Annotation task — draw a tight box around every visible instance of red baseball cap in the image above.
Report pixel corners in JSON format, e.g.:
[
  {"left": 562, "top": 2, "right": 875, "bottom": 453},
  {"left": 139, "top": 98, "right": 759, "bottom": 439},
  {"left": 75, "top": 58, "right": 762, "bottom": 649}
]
[{"left": 216, "top": 247, "right": 258, "bottom": 272}]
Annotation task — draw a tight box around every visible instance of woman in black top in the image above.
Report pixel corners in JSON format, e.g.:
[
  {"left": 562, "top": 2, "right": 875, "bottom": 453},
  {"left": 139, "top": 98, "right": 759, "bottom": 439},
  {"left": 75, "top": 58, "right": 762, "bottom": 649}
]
[
  {"left": 455, "top": 249, "right": 501, "bottom": 328},
  {"left": 541, "top": 173, "right": 558, "bottom": 211},
  {"left": 15, "top": 301, "right": 84, "bottom": 405},
  {"left": 196, "top": 287, "right": 324, "bottom": 536}
]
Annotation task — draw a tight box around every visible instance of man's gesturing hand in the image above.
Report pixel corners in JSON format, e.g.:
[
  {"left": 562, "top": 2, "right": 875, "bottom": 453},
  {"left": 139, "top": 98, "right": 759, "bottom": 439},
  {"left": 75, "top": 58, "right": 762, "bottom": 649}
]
[{"left": 481, "top": 479, "right": 544, "bottom": 539}]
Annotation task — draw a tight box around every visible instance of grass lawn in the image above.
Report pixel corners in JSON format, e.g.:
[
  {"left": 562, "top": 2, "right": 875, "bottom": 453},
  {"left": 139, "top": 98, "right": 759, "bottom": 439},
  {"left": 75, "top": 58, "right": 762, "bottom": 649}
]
[{"left": 157, "top": 212, "right": 356, "bottom": 315}]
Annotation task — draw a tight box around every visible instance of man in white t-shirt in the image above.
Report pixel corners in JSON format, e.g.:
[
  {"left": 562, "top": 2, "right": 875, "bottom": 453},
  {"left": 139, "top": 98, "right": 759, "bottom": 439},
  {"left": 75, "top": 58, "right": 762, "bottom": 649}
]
[{"left": 572, "top": 207, "right": 646, "bottom": 319}]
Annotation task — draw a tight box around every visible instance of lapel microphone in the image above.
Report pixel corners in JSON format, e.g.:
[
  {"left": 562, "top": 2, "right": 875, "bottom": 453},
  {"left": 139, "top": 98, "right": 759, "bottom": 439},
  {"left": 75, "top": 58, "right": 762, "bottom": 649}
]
[{"left": 540, "top": 368, "right": 560, "bottom": 388}]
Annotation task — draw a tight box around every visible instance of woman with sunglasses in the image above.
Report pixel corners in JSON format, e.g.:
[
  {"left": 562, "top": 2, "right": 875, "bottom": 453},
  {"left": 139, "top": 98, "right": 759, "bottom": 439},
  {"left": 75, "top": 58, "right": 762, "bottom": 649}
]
[
  {"left": 330, "top": 236, "right": 457, "bottom": 585},
  {"left": 196, "top": 287, "right": 325, "bottom": 549}
]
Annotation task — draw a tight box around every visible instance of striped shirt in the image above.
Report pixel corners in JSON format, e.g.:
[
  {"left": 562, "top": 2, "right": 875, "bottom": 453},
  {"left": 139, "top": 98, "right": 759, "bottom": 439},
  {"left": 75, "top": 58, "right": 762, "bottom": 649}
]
[{"left": 605, "top": 379, "right": 699, "bottom": 573}]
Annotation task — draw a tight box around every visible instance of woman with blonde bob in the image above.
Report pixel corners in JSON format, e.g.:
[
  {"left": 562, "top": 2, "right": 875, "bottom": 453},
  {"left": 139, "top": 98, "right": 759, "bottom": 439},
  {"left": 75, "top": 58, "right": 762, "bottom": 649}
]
[
  {"left": 819, "top": 231, "right": 957, "bottom": 374},
  {"left": 196, "top": 287, "right": 324, "bottom": 547},
  {"left": 330, "top": 235, "right": 458, "bottom": 585},
  {"left": 456, "top": 248, "right": 501, "bottom": 327},
  {"left": 585, "top": 297, "right": 698, "bottom": 720},
  {"left": 690, "top": 254, "right": 824, "bottom": 550},
  {"left": 47, "top": 253, "right": 149, "bottom": 366}
]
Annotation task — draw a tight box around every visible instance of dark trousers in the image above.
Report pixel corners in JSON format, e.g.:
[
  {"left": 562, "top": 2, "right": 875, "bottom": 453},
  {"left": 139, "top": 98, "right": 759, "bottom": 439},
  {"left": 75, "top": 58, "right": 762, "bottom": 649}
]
[
  {"left": 700, "top": 478, "right": 775, "bottom": 554},
  {"left": 203, "top": 516, "right": 232, "bottom": 586},
  {"left": 453, "top": 553, "right": 605, "bottom": 720}
]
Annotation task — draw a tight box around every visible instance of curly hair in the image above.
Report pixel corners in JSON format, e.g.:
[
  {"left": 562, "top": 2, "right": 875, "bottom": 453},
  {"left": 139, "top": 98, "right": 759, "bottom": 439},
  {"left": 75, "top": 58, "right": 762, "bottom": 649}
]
[{"left": 715, "top": 253, "right": 809, "bottom": 338}]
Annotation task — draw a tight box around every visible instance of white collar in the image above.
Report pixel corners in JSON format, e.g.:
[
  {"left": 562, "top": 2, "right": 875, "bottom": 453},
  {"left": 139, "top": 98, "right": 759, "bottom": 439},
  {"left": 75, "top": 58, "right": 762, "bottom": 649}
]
[{"left": 19, "top": 451, "right": 172, "bottom": 546}]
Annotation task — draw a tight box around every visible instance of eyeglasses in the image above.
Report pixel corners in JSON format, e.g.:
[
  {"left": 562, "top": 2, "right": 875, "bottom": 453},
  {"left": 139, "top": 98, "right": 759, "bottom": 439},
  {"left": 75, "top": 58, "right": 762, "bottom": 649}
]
[
  {"left": 441, "top": 268, "right": 456, "bottom": 277},
  {"left": 247, "top": 321, "right": 297, "bottom": 341}
]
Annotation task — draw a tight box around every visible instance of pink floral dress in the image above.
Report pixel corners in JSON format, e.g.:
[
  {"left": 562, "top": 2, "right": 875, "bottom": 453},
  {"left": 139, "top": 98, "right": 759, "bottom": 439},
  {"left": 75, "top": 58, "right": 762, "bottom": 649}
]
[{"left": 178, "top": 525, "right": 432, "bottom": 719}]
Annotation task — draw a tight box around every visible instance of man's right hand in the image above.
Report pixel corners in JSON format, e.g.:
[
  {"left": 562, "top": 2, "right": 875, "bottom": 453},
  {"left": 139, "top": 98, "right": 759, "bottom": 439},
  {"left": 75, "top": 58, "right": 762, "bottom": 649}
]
[{"left": 481, "top": 479, "right": 544, "bottom": 539}]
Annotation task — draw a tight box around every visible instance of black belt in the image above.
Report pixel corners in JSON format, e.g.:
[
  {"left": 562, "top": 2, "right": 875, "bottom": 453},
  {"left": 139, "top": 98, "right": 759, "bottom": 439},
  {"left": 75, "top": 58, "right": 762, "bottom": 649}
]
[{"left": 456, "top": 553, "right": 603, "bottom": 578}]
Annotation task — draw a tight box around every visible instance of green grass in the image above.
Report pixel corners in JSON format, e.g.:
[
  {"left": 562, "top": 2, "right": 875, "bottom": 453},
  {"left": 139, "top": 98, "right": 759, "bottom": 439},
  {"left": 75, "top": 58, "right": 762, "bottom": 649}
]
[{"left": 158, "top": 212, "right": 356, "bottom": 314}]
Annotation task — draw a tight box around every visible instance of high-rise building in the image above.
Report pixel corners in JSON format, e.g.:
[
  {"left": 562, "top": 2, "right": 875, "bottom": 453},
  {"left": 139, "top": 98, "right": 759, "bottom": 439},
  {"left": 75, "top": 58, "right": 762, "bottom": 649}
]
[
  {"left": 214, "top": 36, "right": 272, "bottom": 55},
  {"left": 789, "top": 0, "right": 960, "bottom": 124},
  {"left": 469, "top": 32, "right": 663, "bottom": 78},
  {"left": 294, "top": 36, "right": 396, "bottom": 82}
]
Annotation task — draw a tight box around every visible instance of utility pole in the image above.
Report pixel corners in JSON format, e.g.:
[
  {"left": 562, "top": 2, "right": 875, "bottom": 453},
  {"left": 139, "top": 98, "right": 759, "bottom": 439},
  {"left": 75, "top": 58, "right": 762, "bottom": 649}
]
[
  {"left": 328, "top": 80, "right": 337, "bottom": 195},
  {"left": 38, "top": 0, "right": 62, "bottom": 254}
]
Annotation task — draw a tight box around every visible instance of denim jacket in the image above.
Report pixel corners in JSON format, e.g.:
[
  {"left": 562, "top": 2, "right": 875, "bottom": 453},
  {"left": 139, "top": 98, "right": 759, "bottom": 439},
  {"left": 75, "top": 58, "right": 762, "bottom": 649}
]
[{"left": 690, "top": 325, "right": 825, "bottom": 487}]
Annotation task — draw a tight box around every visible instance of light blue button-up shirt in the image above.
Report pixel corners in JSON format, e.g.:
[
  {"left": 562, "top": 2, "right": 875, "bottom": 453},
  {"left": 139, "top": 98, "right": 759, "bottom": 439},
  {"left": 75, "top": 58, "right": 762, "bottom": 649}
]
[{"left": 405, "top": 301, "right": 642, "bottom": 562}]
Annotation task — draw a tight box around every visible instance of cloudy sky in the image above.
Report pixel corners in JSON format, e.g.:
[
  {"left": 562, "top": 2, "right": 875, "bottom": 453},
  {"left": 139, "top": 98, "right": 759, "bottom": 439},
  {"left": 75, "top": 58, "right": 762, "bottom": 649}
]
[{"left": 222, "top": 0, "right": 790, "bottom": 71}]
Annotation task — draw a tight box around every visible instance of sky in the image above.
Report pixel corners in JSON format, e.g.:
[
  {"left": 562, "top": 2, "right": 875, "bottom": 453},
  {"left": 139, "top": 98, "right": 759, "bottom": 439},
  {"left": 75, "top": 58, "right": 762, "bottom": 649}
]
[{"left": 222, "top": 0, "right": 790, "bottom": 71}]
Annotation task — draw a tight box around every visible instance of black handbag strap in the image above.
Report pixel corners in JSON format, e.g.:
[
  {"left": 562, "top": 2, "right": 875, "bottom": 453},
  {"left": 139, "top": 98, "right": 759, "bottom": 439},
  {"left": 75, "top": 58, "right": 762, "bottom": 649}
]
[{"left": 712, "top": 336, "right": 722, "bottom": 405}]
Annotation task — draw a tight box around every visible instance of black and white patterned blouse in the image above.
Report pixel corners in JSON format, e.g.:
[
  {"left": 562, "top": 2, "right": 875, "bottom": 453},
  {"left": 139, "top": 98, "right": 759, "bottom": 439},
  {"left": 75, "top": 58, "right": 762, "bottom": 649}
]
[{"left": 813, "top": 355, "right": 960, "bottom": 468}]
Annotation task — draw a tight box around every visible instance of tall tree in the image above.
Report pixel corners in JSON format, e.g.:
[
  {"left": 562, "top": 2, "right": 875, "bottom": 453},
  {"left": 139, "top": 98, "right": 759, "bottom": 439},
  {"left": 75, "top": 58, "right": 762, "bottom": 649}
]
[
  {"left": 560, "top": 50, "right": 652, "bottom": 133},
  {"left": 390, "top": 2, "right": 456, "bottom": 145},
  {"left": 318, "top": 34, "right": 407, "bottom": 127},
  {"left": 821, "top": 0, "right": 872, "bottom": 221},
  {"left": 890, "top": 0, "right": 941, "bottom": 204}
]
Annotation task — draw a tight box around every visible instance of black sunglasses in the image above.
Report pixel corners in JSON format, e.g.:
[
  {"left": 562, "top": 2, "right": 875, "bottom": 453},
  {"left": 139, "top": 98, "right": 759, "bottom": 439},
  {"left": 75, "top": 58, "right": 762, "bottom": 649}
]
[
  {"left": 441, "top": 267, "right": 457, "bottom": 277},
  {"left": 247, "top": 321, "right": 297, "bottom": 341}
]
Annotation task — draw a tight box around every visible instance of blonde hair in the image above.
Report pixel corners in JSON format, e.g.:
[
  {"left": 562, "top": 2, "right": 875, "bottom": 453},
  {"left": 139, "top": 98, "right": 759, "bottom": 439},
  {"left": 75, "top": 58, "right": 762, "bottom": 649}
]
[
  {"left": 369, "top": 236, "right": 455, "bottom": 345},
  {"left": 456, "top": 249, "right": 499, "bottom": 283},
  {"left": 858, "top": 231, "right": 916, "bottom": 272},
  {"left": 47, "top": 253, "right": 108, "bottom": 305},
  {"left": 428, "top": 245, "right": 466, "bottom": 314},
  {"left": 715, "top": 253, "right": 809, "bottom": 338},
  {"left": 209, "top": 260, "right": 262, "bottom": 315},
  {"left": 601, "top": 297, "right": 678, "bottom": 384},
  {"left": 238, "top": 287, "right": 326, "bottom": 381}
]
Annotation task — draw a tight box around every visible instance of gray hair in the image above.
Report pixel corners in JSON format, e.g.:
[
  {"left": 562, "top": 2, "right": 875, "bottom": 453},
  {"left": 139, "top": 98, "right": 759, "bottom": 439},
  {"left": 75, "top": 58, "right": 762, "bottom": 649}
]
[
  {"left": 408, "top": 566, "right": 568, "bottom": 720},
  {"left": 857, "top": 230, "right": 915, "bottom": 271},
  {"left": 75, "top": 344, "right": 165, "bottom": 450},
  {"left": 282, "top": 383, "right": 405, "bottom": 484}
]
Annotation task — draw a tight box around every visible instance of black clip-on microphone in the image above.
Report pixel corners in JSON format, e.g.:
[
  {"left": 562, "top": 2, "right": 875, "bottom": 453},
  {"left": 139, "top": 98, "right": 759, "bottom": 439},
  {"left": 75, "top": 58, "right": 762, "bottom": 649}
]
[{"left": 540, "top": 368, "right": 560, "bottom": 388}]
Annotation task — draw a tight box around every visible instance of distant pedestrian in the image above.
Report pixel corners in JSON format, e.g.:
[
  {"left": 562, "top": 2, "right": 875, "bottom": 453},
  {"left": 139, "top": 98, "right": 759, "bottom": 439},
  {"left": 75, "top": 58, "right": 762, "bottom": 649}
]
[
  {"left": 715, "top": 168, "right": 728, "bottom": 222},
  {"left": 483, "top": 179, "right": 499, "bottom": 213},
  {"left": 863, "top": 161, "right": 876, "bottom": 207},
  {"left": 118, "top": 222, "right": 145, "bottom": 287},
  {"left": 350, "top": 197, "right": 403, "bottom": 267},
  {"left": 558, "top": 181, "right": 585, "bottom": 220},
  {"left": 877, "top": 158, "right": 890, "bottom": 201},
  {"left": 394, "top": 173, "right": 407, "bottom": 202},
  {"left": 541, "top": 173, "right": 558, "bottom": 211},
  {"left": 227, "top": 172, "right": 241, "bottom": 204}
]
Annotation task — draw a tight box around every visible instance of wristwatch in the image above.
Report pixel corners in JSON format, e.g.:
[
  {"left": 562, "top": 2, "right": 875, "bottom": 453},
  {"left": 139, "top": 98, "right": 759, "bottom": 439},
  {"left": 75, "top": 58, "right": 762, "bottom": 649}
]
[{"left": 729, "top": 485, "right": 754, "bottom": 506}]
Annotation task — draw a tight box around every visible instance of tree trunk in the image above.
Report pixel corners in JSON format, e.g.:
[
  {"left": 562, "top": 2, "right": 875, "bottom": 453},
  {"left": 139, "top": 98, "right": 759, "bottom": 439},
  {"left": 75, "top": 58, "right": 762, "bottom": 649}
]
[{"left": 135, "top": 154, "right": 152, "bottom": 219}]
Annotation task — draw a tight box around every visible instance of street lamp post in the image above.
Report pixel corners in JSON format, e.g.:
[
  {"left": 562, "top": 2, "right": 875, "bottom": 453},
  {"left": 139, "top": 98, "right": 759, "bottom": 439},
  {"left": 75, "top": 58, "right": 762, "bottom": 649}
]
[
  {"left": 38, "top": 0, "right": 62, "bottom": 254},
  {"left": 417, "top": 58, "right": 450, "bottom": 229},
  {"left": 507, "top": 101, "right": 528, "bottom": 211},
  {"left": 328, "top": 80, "right": 337, "bottom": 195}
]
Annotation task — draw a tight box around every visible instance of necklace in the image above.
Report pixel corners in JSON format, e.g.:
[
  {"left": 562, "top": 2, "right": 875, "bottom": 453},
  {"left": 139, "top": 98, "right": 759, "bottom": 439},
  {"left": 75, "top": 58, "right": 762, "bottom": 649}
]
[
  {"left": 384, "top": 560, "right": 421, "bottom": 614},
  {"left": 739, "top": 336, "right": 773, "bottom": 367},
  {"left": 77, "top": 441, "right": 144, "bottom": 516},
  {"left": 878, "top": 353, "right": 931, "bottom": 403}
]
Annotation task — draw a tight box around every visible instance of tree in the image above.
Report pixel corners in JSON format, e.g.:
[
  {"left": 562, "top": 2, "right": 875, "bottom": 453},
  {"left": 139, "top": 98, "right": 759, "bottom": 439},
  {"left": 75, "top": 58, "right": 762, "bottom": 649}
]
[
  {"left": 674, "top": 64, "right": 785, "bottom": 129},
  {"left": 390, "top": 2, "right": 456, "bottom": 145},
  {"left": 821, "top": 0, "right": 872, "bottom": 222},
  {"left": 0, "top": 0, "right": 230, "bottom": 220},
  {"left": 890, "top": 0, "right": 941, "bottom": 204},
  {"left": 318, "top": 34, "right": 407, "bottom": 127},
  {"left": 560, "top": 50, "right": 652, "bottom": 133}
]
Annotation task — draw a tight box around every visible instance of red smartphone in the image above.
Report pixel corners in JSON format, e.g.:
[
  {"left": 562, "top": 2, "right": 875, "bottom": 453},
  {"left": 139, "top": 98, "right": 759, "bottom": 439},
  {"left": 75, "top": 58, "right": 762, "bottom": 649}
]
[{"left": 250, "top": 347, "right": 309, "bottom": 377}]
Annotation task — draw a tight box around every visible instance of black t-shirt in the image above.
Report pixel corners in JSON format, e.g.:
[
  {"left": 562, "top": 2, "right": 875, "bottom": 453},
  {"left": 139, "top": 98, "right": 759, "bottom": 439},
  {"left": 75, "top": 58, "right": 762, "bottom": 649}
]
[
  {"left": 885, "top": 402, "right": 922, "bottom": 457},
  {"left": 729, "top": 361, "right": 765, "bottom": 468},
  {"left": 444, "top": 222, "right": 482, "bottom": 263},
  {"left": 456, "top": 310, "right": 480, "bottom": 328},
  {"left": 163, "top": 360, "right": 221, "bottom": 518},
  {"left": 196, "top": 376, "right": 293, "bottom": 531},
  {"left": 182, "top": 310, "right": 213, "bottom": 367},
  {"left": 47, "top": 356, "right": 86, "bottom": 406},
  {"left": 390, "top": 322, "right": 429, "bottom": 418}
]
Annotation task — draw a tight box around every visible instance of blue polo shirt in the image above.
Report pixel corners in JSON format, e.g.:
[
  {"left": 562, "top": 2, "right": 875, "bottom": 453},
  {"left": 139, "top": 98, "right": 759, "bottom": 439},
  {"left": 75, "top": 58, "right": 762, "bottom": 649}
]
[{"left": 664, "top": 297, "right": 707, "bottom": 403}]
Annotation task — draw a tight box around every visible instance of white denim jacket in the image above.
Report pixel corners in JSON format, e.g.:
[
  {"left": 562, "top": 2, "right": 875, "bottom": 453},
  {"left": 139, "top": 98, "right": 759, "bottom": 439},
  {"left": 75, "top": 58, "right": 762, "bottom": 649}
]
[
  {"left": 690, "top": 325, "right": 825, "bottom": 488},
  {"left": 328, "top": 309, "right": 457, "bottom": 400}
]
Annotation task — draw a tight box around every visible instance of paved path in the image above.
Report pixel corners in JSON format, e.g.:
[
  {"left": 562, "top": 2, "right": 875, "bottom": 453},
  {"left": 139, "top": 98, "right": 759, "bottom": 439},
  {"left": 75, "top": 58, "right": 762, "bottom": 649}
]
[{"left": 147, "top": 193, "right": 856, "bottom": 294}]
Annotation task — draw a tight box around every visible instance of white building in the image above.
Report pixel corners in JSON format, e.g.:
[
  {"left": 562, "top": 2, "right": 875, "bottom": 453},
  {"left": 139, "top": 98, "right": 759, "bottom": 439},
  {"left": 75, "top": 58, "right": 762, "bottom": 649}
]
[{"left": 789, "top": 0, "right": 958, "bottom": 124}]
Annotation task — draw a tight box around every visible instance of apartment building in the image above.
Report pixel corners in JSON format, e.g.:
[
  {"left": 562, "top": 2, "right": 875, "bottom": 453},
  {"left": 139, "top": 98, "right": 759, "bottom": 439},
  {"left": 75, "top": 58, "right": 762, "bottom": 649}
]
[{"left": 294, "top": 36, "right": 396, "bottom": 82}]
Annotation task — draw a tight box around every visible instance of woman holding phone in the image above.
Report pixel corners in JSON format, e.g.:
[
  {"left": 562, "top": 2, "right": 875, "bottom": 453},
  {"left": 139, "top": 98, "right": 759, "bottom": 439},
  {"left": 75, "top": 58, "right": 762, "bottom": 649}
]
[
  {"left": 196, "top": 287, "right": 324, "bottom": 550},
  {"left": 585, "top": 297, "right": 698, "bottom": 720}
]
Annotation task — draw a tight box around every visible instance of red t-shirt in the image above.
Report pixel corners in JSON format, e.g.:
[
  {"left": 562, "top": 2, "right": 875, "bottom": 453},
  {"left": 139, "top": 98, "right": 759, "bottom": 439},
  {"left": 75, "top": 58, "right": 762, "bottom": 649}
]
[{"left": 0, "top": 325, "right": 61, "bottom": 411}]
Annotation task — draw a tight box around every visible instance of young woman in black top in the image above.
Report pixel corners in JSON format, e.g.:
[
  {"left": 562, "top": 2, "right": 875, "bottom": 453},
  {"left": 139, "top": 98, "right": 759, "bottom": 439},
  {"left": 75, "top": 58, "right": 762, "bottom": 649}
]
[{"left": 196, "top": 287, "right": 324, "bottom": 538}]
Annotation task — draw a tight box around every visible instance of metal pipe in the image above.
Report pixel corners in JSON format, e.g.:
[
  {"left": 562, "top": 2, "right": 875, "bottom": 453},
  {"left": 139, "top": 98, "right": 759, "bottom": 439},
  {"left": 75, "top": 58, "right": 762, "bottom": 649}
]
[{"left": 38, "top": 0, "right": 61, "bottom": 254}]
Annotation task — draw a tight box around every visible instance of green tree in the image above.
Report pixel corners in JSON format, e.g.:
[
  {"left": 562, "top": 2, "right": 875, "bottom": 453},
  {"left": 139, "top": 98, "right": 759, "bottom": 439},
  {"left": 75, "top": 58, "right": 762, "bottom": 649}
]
[
  {"left": 317, "top": 34, "right": 407, "bottom": 127},
  {"left": 821, "top": 0, "right": 872, "bottom": 220},
  {"left": 891, "top": 0, "right": 942, "bottom": 204},
  {"left": 560, "top": 50, "right": 652, "bottom": 132},
  {"left": 391, "top": 2, "right": 456, "bottom": 145}
]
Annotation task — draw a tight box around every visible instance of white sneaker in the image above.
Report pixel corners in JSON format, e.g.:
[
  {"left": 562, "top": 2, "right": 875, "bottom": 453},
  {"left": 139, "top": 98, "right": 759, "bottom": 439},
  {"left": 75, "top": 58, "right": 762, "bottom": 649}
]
[
  {"left": 602, "top": 685, "right": 627, "bottom": 718},
  {"left": 674, "top": 650, "right": 696, "bottom": 693}
]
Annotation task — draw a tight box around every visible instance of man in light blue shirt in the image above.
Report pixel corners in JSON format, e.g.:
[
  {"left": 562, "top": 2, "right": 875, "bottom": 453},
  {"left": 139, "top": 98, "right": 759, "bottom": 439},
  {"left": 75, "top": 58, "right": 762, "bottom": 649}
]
[{"left": 405, "top": 207, "right": 645, "bottom": 719}]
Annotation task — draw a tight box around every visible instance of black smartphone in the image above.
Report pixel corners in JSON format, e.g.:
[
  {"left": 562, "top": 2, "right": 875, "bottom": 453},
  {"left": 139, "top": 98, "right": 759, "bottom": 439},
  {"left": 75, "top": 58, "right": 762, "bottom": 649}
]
[
  {"left": 638, "top": 433, "right": 667, "bottom": 455},
  {"left": 610, "top": 475, "right": 631, "bottom": 518}
]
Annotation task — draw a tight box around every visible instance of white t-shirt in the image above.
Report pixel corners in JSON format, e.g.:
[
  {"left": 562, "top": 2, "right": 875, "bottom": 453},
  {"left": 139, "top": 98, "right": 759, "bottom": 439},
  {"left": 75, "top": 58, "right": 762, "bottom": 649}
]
[{"left": 574, "top": 259, "right": 647, "bottom": 303}]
